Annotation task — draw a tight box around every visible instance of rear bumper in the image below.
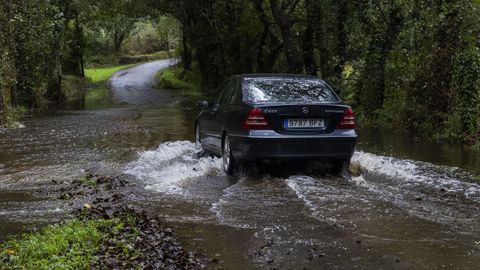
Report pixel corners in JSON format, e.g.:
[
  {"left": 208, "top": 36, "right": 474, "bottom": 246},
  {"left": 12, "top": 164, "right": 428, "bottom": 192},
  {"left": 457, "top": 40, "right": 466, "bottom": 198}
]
[{"left": 229, "top": 130, "right": 357, "bottom": 162}]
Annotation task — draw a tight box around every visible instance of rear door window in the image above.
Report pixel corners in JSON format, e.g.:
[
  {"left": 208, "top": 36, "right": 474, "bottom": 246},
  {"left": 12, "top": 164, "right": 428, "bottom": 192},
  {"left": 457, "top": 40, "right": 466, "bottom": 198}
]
[
  {"left": 218, "top": 79, "right": 238, "bottom": 106},
  {"left": 214, "top": 82, "right": 228, "bottom": 105},
  {"left": 243, "top": 78, "right": 339, "bottom": 104}
]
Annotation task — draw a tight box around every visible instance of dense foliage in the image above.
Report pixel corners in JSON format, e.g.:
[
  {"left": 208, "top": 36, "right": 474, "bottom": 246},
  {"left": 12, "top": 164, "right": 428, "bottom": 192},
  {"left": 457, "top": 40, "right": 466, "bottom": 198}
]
[
  {"left": 1, "top": 0, "right": 479, "bottom": 142},
  {"left": 0, "top": 0, "right": 90, "bottom": 115},
  {"left": 0, "top": 0, "right": 178, "bottom": 125},
  {"left": 161, "top": 0, "right": 480, "bottom": 142}
]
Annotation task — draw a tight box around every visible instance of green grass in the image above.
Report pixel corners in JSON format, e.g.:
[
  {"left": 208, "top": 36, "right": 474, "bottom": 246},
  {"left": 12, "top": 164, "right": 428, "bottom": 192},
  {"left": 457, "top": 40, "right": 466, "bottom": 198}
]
[
  {"left": 83, "top": 64, "right": 136, "bottom": 109},
  {"left": 85, "top": 64, "right": 135, "bottom": 83},
  {"left": 471, "top": 174, "right": 480, "bottom": 183},
  {"left": 79, "top": 176, "right": 98, "bottom": 187},
  {"left": 0, "top": 220, "right": 114, "bottom": 270},
  {"left": 155, "top": 65, "right": 201, "bottom": 97},
  {"left": 156, "top": 68, "right": 192, "bottom": 90}
]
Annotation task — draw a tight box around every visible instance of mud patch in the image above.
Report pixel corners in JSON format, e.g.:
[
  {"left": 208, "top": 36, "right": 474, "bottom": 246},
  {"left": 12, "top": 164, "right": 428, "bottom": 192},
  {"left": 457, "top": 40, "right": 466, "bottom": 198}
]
[{"left": 79, "top": 205, "right": 207, "bottom": 269}]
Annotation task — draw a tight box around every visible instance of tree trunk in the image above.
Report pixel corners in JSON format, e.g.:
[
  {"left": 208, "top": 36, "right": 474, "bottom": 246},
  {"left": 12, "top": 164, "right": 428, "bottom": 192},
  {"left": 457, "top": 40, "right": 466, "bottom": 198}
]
[
  {"left": 75, "top": 12, "right": 85, "bottom": 77},
  {"left": 335, "top": 0, "right": 348, "bottom": 76},
  {"left": 317, "top": 4, "right": 331, "bottom": 79},
  {"left": 113, "top": 31, "right": 125, "bottom": 52},
  {"left": 181, "top": 25, "right": 192, "bottom": 70},
  {"left": 253, "top": 0, "right": 283, "bottom": 72},
  {"left": 6, "top": 0, "right": 16, "bottom": 107},
  {"left": 44, "top": 6, "right": 67, "bottom": 106},
  {"left": 303, "top": 0, "right": 318, "bottom": 76},
  {"left": 359, "top": 7, "right": 403, "bottom": 115},
  {"left": 270, "top": 0, "right": 303, "bottom": 73}
]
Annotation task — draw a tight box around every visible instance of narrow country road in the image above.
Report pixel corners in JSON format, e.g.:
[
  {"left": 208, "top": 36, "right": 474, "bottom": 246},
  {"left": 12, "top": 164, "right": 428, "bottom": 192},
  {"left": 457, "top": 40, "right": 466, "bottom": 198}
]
[{"left": 109, "top": 59, "right": 179, "bottom": 106}]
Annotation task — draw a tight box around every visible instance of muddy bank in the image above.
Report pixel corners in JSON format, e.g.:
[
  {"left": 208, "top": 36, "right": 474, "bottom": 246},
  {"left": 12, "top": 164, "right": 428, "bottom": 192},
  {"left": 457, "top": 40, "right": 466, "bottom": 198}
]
[{"left": 1, "top": 175, "right": 209, "bottom": 269}]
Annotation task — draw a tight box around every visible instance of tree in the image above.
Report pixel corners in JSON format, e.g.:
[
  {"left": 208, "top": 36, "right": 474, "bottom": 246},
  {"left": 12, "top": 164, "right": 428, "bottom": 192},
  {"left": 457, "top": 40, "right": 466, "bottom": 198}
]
[
  {"left": 357, "top": 2, "right": 404, "bottom": 115},
  {"left": 269, "top": 0, "right": 304, "bottom": 73}
]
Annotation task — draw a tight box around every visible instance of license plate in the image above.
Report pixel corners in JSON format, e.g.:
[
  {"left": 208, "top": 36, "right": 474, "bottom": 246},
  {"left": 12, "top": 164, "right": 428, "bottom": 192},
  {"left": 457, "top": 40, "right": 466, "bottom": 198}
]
[{"left": 284, "top": 118, "right": 324, "bottom": 129}]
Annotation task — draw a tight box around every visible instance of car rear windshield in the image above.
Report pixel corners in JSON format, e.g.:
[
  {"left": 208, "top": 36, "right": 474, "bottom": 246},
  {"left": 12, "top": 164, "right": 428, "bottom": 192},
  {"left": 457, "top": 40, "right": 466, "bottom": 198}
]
[{"left": 243, "top": 78, "right": 339, "bottom": 104}]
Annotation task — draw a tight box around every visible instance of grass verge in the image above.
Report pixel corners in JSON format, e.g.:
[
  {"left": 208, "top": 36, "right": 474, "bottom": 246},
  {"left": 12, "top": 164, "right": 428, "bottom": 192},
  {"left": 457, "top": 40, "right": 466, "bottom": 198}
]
[
  {"left": 0, "top": 219, "right": 113, "bottom": 269},
  {"left": 155, "top": 65, "right": 201, "bottom": 97},
  {"left": 85, "top": 64, "right": 136, "bottom": 83},
  {"left": 84, "top": 64, "right": 136, "bottom": 109}
]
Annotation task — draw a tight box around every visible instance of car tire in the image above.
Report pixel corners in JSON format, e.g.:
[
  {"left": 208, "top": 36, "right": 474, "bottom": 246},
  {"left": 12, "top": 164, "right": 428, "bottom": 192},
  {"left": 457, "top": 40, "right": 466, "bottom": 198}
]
[{"left": 222, "top": 135, "right": 236, "bottom": 176}]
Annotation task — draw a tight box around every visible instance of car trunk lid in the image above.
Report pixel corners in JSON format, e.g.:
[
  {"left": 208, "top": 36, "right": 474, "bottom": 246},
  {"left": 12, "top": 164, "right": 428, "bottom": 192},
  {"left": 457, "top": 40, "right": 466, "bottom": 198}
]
[{"left": 258, "top": 104, "right": 349, "bottom": 134}]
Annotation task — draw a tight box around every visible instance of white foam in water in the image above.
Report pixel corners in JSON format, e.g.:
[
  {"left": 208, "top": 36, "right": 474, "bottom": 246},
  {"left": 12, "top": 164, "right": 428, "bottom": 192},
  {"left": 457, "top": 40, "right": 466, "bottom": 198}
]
[
  {"left": 352, "top": 151, "right": 418, "bottom": 180},
  {"left": 285, "top": 175, "right": 318, "bottom": 212},
  {"left": 350, "top": 175, "right": 368, "bottom": 187},
  {"left": 0, "top": 208, "right": 64, "bottom": 217},
  {"left": 125, "top": 141, "right": 222, "bottom": 195},
  {"left": 351, "top": 151, "right": 480, "bottom": 202},
  {"left": 209, "top": 179, "right": 258, "bottom": 229}
]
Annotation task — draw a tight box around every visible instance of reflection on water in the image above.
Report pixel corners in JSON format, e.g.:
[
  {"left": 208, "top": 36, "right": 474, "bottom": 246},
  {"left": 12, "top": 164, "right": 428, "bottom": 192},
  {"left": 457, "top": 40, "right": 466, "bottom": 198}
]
[
  {"left": 0, "top": 101, "right": 197, "bottom": 188},
  {"left": 358, "top": 127, "right": 480, "bottom": 173}
]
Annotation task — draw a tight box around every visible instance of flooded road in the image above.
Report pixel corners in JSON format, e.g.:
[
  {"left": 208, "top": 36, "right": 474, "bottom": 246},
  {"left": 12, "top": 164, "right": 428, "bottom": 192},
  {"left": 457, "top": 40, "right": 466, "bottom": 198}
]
[
  {"left": 126, "top": 141, "right": 480, "bottom": 269},
  {"left": 1, "top": 61, "right": 480, "bottom": 269}
]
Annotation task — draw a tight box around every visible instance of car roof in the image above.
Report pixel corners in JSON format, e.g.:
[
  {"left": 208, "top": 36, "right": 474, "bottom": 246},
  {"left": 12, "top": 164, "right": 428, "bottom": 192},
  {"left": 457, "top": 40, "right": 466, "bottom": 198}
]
[{"left": 233, "top": 73, "right": 323, "bottom": 81}]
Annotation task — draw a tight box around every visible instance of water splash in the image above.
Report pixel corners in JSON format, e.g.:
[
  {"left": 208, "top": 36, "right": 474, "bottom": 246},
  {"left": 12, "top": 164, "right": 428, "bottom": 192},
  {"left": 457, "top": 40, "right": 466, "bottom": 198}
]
[
  {"left": 351, "top": 151, "right": 480, "bottom": 202},
  {"left": 125, "top": 141, "right": 222, "bottom": 195}
]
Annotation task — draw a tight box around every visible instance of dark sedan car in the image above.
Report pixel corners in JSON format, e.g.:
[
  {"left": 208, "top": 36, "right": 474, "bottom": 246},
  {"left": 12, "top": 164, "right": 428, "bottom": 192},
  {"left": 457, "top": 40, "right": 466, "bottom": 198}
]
[{"left": 195, "top": 74, "right": 357, "bottom": 175}]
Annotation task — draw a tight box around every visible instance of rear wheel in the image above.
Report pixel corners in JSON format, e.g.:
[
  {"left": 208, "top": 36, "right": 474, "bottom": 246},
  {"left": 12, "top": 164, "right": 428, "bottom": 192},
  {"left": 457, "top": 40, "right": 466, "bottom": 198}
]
[{"left": 222, "top": 135, "right": 236, "bottom": 176}]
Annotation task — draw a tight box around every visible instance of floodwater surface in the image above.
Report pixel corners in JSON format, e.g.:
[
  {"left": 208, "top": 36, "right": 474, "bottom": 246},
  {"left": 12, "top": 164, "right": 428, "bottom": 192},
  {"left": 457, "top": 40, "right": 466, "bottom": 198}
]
[{"left": 1, "top": 61, "right": 479, "bottom": 269}]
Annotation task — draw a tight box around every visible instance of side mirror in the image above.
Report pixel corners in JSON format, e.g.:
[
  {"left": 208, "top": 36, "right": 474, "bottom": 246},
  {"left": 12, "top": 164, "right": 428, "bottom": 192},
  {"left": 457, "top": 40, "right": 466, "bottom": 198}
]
[{"left": 197, "top": 100, "right": 209, "bottom": 109}]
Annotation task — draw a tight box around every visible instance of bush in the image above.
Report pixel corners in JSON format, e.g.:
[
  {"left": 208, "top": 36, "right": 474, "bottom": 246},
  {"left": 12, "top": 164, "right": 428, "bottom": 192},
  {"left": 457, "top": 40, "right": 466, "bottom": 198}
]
[
  {"left": 156, "top": 66, "right": 194, "bottom": 90},
  {"left": 118, "top": 50, "right": 176, "bottom": 65}
]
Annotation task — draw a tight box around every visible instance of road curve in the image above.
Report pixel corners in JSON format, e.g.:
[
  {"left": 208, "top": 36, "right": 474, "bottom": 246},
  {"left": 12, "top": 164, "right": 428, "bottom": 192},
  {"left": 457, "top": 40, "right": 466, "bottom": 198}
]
[{"left": 109, "top": 59, "right": 179, "bottom": 106}]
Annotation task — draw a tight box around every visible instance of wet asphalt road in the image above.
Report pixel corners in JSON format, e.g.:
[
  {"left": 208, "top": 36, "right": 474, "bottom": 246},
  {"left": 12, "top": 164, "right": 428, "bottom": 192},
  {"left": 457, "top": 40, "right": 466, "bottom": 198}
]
[
  {"left": 1, "top": 61, "right": 480, "bottom": 269},
  {"left": 110, "top": 59, "right": 180, "bottom": 106}
]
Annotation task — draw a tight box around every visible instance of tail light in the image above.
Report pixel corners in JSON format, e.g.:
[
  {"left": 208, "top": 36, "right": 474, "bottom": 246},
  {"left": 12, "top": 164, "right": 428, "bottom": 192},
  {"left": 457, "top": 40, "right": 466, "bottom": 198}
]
[
  {"left": 337, "top": 107, "right": 355, "bottom": 129},
  {"left": 242, "top": 108, "right": 270, "bottom": 130}
]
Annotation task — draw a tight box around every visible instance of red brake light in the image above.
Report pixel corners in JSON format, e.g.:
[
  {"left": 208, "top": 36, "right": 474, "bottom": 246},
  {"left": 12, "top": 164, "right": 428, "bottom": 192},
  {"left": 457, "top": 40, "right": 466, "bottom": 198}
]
[
  {"left": 242, "top": 108, "right": 270, "bottom": 130},
  {"left": 337, "top": 107, "right": 355, "bottom": 129}
]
